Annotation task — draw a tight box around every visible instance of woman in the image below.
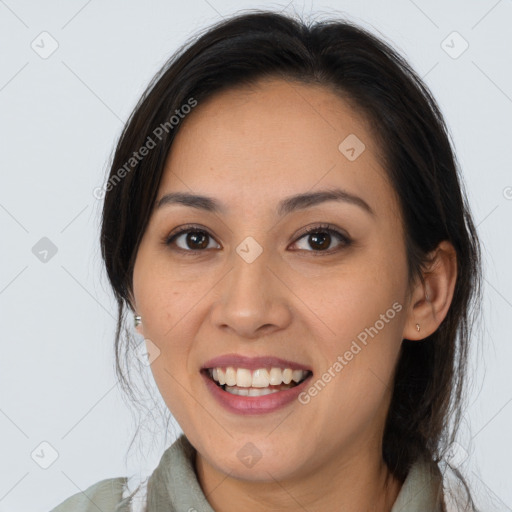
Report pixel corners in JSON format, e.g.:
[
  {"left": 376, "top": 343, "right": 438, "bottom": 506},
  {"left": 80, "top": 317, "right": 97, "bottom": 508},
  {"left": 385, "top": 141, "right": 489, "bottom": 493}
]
[{"left": 50, "top": 9, "right": 482, "bottom": 512}]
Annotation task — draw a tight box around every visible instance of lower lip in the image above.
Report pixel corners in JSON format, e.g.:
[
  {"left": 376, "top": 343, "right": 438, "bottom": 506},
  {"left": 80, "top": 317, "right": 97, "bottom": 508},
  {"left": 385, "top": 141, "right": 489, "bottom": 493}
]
[{"left": 201, "top": 370, "right": 313, "bottom": 415}]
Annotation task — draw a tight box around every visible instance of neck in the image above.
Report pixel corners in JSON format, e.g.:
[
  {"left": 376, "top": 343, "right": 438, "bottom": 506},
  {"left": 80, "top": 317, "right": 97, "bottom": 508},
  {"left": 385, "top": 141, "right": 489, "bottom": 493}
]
[{"left": 194, "top": 443, "right": 403, "bottom": 512}]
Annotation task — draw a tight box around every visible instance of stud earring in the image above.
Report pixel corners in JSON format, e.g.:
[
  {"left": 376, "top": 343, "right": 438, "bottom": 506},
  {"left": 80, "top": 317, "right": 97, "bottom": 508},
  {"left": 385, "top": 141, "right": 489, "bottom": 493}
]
[
  {"left": 134, "top": 315, "right": 142, "bottom": 327},
  {"left": 416, "top": 323, "right": 420, "bottom": 332}
]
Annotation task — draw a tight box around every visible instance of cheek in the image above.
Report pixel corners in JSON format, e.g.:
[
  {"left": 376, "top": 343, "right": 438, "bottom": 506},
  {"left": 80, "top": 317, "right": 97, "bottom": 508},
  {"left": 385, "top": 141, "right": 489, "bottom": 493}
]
[
  {"left": 147, "top": 354, "right": 206, "bottom": 447},
  {"left": 301, "top": 310, "right": 403, "bottom": 447},
  {"left": 135, "top": 279, "right": 201, "bottom": 428},
  {"left": 136, "top": 280, "right": 191, "bottom": 370},
  {"left": 290, "top": 250, "right": 404, "bottom": 348},
  {"left": 296, "top": 254, "right": 405, "bottom": 416},
  {"left": 133, "top": 247, "right": 196, "bottom": 337},
  {"left": 133, "top": 250, "right": 190, "bottom": 383}
]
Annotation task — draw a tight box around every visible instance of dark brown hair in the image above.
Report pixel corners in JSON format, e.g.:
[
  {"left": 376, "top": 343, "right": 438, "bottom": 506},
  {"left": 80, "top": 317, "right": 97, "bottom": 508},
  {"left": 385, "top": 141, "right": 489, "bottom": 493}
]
[{"left": 100, "top": 9, "right": 482, "bottom": 507}]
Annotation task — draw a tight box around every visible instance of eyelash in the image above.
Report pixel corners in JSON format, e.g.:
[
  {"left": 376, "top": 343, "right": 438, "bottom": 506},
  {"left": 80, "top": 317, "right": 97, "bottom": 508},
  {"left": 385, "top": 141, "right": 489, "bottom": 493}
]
[{"left": 163, "top": 223, "right": 352, "bottom": 257}]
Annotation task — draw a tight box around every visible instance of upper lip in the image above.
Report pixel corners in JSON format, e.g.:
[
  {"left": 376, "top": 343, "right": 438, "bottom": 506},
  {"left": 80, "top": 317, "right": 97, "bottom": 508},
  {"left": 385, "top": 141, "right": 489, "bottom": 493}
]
[{"left": 201, "top": 353, "right": 312, "bottom": 372}]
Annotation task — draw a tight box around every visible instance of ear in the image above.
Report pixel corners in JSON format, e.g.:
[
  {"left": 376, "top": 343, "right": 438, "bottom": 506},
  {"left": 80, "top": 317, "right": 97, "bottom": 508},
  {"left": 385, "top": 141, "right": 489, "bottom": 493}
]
[
  {"left": 127, "top": 290, "right": 144, "bottom": 337},
  {"left": 402, "top": 240, "right": 458, "bottom": 341}
]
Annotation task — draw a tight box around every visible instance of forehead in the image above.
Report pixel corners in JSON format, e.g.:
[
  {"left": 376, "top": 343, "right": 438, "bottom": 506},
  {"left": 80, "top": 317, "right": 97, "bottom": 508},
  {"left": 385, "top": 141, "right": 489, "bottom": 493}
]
[{"left": 158, "top": 78, "right": 399, "bottom": 221}]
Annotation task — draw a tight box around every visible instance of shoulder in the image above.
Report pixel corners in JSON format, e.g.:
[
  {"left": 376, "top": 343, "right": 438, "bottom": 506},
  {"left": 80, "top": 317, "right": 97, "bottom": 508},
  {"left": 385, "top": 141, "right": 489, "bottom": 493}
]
[
  {"left": 49, "top": 476, "right": 129, "bottom": 512},
  {"left": 391, "top": 456, "right": 445, "bottom": 512}
]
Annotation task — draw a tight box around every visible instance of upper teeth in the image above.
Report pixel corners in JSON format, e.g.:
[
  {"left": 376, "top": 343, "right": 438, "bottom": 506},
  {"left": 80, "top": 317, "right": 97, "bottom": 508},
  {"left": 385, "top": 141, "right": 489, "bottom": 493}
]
[{"left": 209, "top": 367, "right": 309, "bottom": 388}]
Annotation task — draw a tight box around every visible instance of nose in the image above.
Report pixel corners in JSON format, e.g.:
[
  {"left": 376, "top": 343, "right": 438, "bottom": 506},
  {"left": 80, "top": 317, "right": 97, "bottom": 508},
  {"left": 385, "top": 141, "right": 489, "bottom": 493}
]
[{"left": 209, "top": 247, "right": 293, "bottom": 340}]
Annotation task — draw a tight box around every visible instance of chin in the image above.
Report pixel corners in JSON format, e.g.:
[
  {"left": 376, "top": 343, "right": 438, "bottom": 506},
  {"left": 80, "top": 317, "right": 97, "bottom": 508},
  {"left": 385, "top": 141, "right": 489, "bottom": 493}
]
[{"left": 201, "top": 439, "right": 307, "bottom": 483}]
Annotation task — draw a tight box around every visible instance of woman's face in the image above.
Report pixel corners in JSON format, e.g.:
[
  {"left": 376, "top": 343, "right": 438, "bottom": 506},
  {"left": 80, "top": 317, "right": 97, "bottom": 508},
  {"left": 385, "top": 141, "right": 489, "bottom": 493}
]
[{"left": 132, "top": 78, "right": 414, "bottom": 483}]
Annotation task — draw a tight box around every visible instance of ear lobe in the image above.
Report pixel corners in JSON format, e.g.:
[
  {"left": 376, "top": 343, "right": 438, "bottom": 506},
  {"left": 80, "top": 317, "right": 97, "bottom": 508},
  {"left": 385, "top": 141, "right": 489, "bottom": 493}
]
[
  {"left": 126, "top": 291, "right": 144, "bottom": 335},
  {"left": 134, "top": 314, "right": 144, "bottom": 336},
  {"left": 403, "top": 240, "right": 457, "bottom": 341}
]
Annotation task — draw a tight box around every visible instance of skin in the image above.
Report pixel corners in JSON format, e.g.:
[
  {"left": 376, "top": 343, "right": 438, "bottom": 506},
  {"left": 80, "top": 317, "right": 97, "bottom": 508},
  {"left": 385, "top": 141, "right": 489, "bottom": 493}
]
[{"left": 131, "top": 78, "right": 457, "bottom": 511}]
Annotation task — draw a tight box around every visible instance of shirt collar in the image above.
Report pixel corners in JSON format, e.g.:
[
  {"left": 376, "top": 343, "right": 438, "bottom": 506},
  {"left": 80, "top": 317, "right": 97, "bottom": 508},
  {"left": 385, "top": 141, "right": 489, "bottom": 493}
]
[{"left": 145, "top": 434, "right": 444, "bottom": 511}]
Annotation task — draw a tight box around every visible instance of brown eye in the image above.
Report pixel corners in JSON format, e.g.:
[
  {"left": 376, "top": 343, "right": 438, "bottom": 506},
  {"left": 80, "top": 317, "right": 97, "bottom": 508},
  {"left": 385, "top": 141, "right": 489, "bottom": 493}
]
[
  {"left": 291, "top": 224, "right": 352, "bottom": 254},
  {"left": 164, "top": 223, "right": 351, "bottom": 256},
  {"left": 166, "top": 227, "right": 220, "bottom": 252}
]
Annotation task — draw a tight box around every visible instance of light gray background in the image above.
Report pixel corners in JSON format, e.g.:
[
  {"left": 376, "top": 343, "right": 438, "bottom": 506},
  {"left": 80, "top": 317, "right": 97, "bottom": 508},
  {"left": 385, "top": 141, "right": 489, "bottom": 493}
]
[{"left": 0, "top": 1, "right": 511, "bottom": 510}]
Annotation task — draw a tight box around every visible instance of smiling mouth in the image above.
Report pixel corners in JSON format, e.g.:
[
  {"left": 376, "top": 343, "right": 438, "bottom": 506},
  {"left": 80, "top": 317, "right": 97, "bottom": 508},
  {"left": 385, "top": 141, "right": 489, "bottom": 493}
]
[{"left": 202, "top": 367, "right": 313, "bottom": 396}]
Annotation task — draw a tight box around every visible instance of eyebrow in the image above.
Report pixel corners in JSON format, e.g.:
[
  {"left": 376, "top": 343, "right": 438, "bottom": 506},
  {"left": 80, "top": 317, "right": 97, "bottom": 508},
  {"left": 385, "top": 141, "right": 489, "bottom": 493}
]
[{"left": 155, "top": 188, "right": 375, "bottom": 218}]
